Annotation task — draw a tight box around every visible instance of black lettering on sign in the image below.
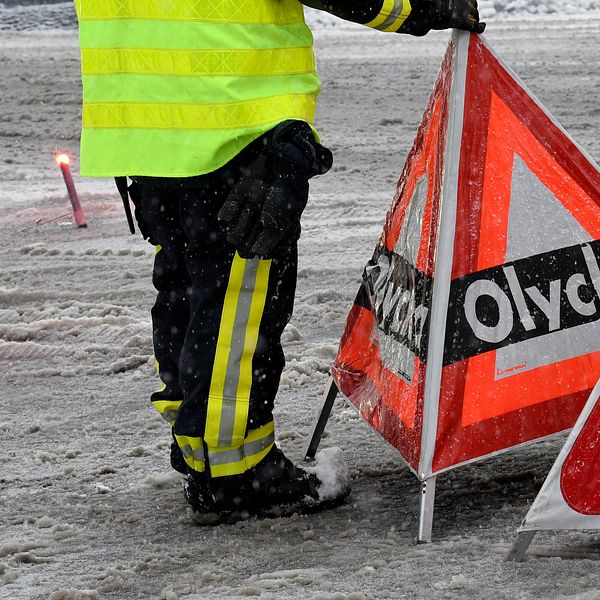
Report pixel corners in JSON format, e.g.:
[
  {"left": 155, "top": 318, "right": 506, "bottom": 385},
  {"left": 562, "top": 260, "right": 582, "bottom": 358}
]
[
  {"left": 358, "top": 245, "right": 433, "bottom": 361},
  {"left": 444, "top": 240, "right": 600, "bottom": 365}
]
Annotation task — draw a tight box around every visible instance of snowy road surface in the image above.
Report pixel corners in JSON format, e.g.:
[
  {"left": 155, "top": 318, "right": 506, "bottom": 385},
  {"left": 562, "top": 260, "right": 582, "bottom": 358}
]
[{"left": 1, "top": 7, "right": 600, "bottom": 600}]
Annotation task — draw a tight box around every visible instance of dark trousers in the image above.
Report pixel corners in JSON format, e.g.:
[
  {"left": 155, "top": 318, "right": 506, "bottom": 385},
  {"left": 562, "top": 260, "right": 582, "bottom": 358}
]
[{"left": 135, "top": 155, "right": 297, "bottom": 478}]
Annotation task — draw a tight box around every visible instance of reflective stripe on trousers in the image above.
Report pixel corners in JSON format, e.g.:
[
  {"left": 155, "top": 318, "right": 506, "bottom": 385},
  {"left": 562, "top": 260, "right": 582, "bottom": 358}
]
[
  {"left": 157, "top": 252, "right": 274, "bottom": 477},
  {"left": 175, "top": 421, "right": 275, "bottom": 476},
  {"left": 151, "top": 352, "right": 184, "bottom": 427},
  {"left": 204, "top": 252, "right": 272, "bottom": 448},
  {"left": 152, "top": 399, "right": 182, "bottom": 427}
]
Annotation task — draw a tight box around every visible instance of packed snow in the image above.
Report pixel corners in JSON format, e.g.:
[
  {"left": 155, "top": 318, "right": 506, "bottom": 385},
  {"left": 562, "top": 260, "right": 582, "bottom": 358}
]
[{"left": 1, "top": 2, "right": 600, "bottom": 600}]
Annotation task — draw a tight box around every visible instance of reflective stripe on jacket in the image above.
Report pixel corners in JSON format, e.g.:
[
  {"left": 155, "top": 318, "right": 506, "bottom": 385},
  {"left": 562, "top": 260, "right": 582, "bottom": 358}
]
[{"left": 74, "top": 0, "right": 320, "bottom": 177}]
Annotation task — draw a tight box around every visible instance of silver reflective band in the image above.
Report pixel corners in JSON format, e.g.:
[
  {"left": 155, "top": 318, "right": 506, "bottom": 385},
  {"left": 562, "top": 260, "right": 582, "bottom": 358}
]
[
  {"left": 160, "top": 410, "right": 179, "bottom": 423},
  {"left": 208, "top": 430, "right": 275, "bottom": 466},
  {"left": 180, "top": 445, "right": 205, "bottom": 462},
  {"left": 218, "top": 257, "right": 261, "bottom": 446}
]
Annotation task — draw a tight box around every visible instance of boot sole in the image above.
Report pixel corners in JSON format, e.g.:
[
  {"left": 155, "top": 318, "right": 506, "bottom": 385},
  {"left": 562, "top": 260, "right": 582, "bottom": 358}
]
[{"left": 188, "top": 487, "right": 351, "bottom": 526}]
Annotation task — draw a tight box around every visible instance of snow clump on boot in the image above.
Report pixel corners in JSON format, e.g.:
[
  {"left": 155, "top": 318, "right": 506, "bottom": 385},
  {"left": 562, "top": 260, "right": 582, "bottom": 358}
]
[{"left": 305, "top": 446, "right": 350, "bottom": 501}]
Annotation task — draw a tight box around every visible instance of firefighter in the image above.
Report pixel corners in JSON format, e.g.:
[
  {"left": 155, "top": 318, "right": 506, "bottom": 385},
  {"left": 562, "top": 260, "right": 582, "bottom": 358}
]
[{"left": 74, "top": 0, "right": 484, "bottom": 521}]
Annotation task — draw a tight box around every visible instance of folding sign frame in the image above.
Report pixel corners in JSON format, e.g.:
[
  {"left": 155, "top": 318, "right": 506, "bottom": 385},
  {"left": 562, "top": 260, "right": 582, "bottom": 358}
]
[{"left": 305, "top": 30, "right": 600, "bottom": 543}]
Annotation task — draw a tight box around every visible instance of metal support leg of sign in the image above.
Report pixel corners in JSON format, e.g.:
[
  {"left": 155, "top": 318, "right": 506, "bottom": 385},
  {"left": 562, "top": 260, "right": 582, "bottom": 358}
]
[
  {"left": 506, "top": 530, "right": 537, "bottom": 562},
  {"left": 304, "top": 376, "right": 339, "bottom": 460},
  {"left": 418, "top": 476, "right": 437, "bottom": 543}
]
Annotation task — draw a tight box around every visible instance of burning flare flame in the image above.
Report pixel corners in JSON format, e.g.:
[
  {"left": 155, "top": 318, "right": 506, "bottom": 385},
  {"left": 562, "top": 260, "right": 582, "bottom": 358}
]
[{"left": 55, "top": 153, "right": 71, "bottom": 167}]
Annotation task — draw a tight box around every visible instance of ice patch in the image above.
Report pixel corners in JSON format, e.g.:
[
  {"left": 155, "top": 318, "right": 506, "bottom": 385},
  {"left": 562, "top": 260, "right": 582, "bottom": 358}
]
[{"left": 306, "top": 446, "right": 350, "bottom": 501}]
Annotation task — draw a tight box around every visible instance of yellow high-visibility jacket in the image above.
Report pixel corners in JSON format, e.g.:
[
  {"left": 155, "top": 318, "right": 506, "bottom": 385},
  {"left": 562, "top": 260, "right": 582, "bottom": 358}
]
[
  {"left": 75, "top": 0, "right": 321, "bottom": 177},
  {"left": 75, "top": 0, "right": 415, "bottom": 178}
]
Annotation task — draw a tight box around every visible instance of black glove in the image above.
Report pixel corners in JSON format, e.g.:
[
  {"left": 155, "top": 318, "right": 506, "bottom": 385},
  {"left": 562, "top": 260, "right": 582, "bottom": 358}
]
[
  {"left": 216, "top": 147, "right": 271, "bottom": 257},
  {"left": 218, "top": 121, "right": 333, "bottom": 259},
  {"left": 399, "top": 0, "right": 485, "bottom": 36}
]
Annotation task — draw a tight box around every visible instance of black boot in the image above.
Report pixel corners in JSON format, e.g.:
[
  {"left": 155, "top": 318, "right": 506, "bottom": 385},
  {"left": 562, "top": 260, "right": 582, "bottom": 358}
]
[
  {"left": 171, "top": 435, "right": 219, "bottom": 521},
  {"left": 189, "top": 446, "right": 350, "bottom": 523},
  {"left": 183, "top": 468, "right": 220, "bottom": 523}
]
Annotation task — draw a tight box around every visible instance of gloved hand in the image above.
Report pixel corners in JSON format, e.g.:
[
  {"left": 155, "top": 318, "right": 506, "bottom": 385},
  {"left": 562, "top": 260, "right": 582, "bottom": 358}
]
[
  {"left": 399, "top": 0, "right": 485, "bottom": 36},
  {"left": 218, "top": 121, "right": 333, "bottom": 259},
  {"left": 216, "top": 149, "right": 271, "bottom": 258}
]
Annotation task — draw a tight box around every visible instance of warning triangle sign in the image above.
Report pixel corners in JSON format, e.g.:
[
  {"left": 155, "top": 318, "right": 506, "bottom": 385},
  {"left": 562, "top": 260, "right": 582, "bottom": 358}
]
[
  {"left": 507, "top": 379, "right": 600, "bottom": 560},
  {"left": 521, "top": 378, "right": 600, "bottom": 531},
  {"left": 331, "top": 31, "right": 600, "bottom": 482}
]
